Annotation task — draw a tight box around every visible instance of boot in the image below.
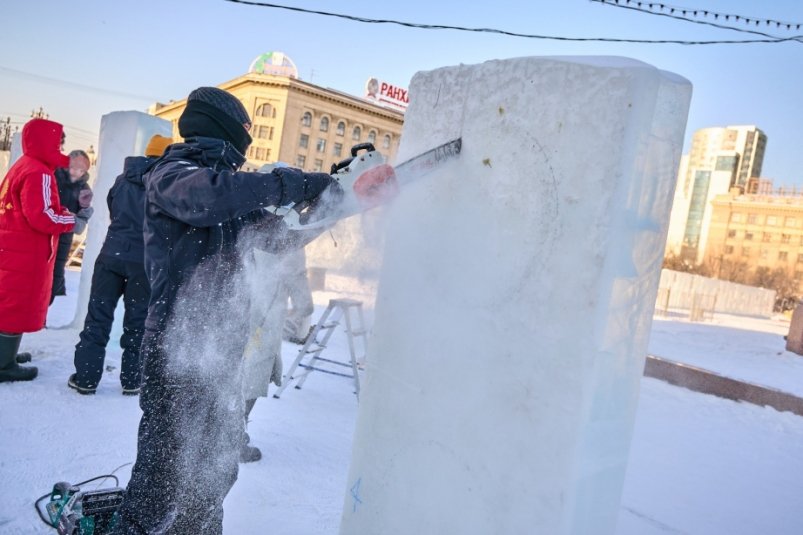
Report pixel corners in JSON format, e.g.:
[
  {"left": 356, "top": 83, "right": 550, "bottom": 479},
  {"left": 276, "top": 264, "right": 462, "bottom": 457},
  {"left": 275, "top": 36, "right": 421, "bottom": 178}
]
[
  {"left": 240, "top": 398, "right": 262, "bottom": 463},
  {"left": 16, "top": 352, "right": 32, "bottom": 364},
  {"left": 0, "top": 333, "right": 38, "bottom": 383}
]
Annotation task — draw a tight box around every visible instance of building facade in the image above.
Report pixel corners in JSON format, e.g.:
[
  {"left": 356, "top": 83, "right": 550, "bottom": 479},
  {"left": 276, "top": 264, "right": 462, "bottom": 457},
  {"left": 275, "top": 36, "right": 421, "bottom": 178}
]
[
  {"left": 705, "top": 189, "right": 803, "bottom": 289},
  {"left": 149, "top": 72, "right": 404, "bottom": 172},
  {"left": 665, "top": 125, "right": 768, "bottom": 263}
]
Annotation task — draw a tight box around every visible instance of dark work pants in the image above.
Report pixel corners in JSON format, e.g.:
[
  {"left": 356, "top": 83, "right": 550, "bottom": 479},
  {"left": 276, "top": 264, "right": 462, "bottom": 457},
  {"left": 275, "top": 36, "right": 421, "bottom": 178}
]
[
  {"left": 73, "top": 255, "right": 149, "bottom": 390},
  {"left": 50, "top": 233, "right": 73, "bottom": 303},
  {"left": 113, "top": 331, "right": 245, "bottom": 534}
]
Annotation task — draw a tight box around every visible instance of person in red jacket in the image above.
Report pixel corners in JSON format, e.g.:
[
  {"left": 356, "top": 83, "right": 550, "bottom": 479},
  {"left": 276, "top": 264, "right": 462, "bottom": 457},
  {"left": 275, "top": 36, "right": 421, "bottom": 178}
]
[{"left": 0, "top": 118, "right": 76, "bottom": 382}]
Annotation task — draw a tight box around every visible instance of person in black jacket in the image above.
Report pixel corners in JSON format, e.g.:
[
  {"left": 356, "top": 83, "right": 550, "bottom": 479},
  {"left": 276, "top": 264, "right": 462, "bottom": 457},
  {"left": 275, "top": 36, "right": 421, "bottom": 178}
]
[
  {"left": 51, "top": 150, "right": 94, "bottom": 304},
  {"left": 68, "top": 135, "right": 173, "bottom": 396},
  {"left": 112, "top": 87, "right": 339, "bottom": 535}
]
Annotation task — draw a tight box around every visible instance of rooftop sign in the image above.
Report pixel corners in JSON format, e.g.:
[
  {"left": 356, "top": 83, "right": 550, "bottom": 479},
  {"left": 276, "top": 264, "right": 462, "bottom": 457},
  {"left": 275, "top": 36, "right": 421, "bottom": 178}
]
[{"left": 249, "top": 52, "right": 298, "bottom": 78}]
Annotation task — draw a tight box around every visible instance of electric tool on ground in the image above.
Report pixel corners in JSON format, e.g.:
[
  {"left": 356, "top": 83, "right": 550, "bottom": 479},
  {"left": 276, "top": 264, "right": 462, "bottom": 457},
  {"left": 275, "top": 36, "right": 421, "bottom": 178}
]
[{"left": 36, "top": 477, "right": 124, "bottom": 535}]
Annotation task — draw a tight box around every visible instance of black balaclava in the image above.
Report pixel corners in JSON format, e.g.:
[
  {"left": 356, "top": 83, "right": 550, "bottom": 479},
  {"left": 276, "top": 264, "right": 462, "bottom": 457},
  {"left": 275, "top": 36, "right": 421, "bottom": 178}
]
[{"left": 178, "top": 86, "right": 253, "bottom": 155}]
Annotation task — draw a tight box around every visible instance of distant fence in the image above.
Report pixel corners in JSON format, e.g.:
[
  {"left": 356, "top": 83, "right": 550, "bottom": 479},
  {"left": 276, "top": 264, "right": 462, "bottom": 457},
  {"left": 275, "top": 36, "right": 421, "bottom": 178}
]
[{"left": 655, "top": 269, "right": 776, "bottom": 318}]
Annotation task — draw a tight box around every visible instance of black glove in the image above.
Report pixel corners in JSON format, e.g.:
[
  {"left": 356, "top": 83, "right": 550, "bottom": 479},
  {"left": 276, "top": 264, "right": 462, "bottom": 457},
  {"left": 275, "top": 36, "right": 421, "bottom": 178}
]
[{"left": 301, "top": 172, "right": 339, "bottom": 202}]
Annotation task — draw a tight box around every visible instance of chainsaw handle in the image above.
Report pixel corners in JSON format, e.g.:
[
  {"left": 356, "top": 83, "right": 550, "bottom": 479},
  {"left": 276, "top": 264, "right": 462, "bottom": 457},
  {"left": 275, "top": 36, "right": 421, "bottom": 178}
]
[{"left": 350, "top": 143, "right": 376, "bottom": 157}]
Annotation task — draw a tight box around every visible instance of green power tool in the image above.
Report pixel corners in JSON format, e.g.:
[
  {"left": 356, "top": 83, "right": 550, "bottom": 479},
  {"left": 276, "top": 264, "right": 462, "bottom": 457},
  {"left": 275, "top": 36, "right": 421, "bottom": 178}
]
[{"left": 37, "top": 478, "right": 124, "bottom": 534}]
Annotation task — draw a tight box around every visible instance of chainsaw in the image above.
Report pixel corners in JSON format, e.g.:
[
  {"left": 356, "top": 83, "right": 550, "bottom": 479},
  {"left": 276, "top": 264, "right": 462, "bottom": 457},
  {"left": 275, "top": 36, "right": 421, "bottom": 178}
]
[{"left": 266, "top": 138, "right": 462, "bottom": 231}]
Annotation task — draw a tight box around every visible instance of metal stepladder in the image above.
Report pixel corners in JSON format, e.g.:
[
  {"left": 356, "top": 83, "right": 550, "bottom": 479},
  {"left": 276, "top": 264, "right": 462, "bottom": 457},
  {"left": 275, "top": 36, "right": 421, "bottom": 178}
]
[{"left": 273, "top": 298, "right": 368, "bottom": 400}]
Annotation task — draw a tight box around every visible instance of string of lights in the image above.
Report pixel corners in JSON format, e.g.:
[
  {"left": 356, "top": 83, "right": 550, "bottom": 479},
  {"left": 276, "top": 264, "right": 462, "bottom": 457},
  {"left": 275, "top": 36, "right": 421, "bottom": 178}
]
[
  {"left": 592, "top": 0, "right": 802, "bottom": 30},
  {"left": 223, "top": 0, "right": 799, "bottom": 45},
  {"left": 591, "top": 0, "right": 803, "bottom": 43}
]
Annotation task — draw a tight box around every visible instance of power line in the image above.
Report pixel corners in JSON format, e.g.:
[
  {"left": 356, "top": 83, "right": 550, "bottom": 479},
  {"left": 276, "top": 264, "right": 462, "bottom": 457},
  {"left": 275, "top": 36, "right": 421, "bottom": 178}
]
[
  {"left": 6, "top": 119, "right": 98, "bottom": 141},
  {"left": 222, "top": 0, "right": 800, "bottom": 45},
  {"left": 593, "top": 0, "right": 802, "bottom": 30},
  {"left": 0, "top": 66, "right": 162, "bottom": 102},
  {"left": 592, "top": 0, "right": 803, "bottom": 43}
]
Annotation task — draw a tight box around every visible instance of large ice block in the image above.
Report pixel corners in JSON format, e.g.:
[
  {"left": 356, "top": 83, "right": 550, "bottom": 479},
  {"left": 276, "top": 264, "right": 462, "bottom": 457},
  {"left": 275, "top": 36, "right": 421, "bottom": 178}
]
[
  {"left": 71, "top": 111, "right": 171, "bottom": 326},
  {"left": 340, "top": 56, "right": 691, "bottom": 535}
]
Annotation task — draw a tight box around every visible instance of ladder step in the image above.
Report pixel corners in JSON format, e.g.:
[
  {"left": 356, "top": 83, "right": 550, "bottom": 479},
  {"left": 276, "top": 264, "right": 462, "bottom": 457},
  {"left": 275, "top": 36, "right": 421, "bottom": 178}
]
[
  {"left": 312, "top": 356, "right": 354, "bottom": 367},
  {"left": 305, "top": 346, "right": 326, "bottom": 354},
  {"left": 298, "top": 365, "right": 355, "bottom": 379}
]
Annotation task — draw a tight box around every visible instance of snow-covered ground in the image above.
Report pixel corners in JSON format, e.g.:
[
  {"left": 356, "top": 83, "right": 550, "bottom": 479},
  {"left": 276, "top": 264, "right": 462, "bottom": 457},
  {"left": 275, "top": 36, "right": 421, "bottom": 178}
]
[{"left": 1, "top": 269, "right": 802, "bottom": 534}]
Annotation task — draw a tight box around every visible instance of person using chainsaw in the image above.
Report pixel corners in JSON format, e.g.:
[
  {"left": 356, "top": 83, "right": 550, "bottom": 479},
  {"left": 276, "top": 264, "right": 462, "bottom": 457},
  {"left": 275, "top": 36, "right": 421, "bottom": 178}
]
[
  {"left": 0, "top": 119, "right": 76, "bottom": 383},
  {"left": 68, "top": 135, "right": 173, "bottom": 396},
  {"left": 112, "top": 87, "right": 341, "bottom": 535}
]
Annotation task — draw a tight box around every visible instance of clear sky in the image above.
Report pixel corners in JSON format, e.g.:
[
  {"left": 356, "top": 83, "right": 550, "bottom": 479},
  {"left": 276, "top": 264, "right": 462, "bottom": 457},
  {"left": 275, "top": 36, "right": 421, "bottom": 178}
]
[{"left": 2, "top": 0, "right": 801, "bottom": 184}]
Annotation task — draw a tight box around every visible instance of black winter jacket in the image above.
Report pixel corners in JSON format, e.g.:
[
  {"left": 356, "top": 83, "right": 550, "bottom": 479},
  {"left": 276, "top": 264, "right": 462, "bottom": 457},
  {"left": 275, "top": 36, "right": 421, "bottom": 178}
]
[
  {"left": 54, "top": 168, "right": 91, "bottom": 249},
  {"left": 99, "top": 156, "right": 153, "bottom": 264},
  {"left": 54, "top": 167, "right": 91, "bottom": 215},
  {"left": 142, "top": 137, "right": 329, "bottom": 331}
]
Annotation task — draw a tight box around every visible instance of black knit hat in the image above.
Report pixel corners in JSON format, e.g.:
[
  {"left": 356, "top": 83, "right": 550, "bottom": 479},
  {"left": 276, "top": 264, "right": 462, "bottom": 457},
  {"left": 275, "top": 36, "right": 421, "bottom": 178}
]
[
  {"left": 188, "top": 87, "right": 250, "bottom": 125},
  {"left": 178, "top": 86, "right": 252, "bottom": 155}
]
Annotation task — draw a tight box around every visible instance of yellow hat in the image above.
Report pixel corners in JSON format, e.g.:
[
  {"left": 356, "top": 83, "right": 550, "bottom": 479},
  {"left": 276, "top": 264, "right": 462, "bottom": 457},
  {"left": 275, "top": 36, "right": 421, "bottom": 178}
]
[{"left": 145, "top": 135, "right": 173, "bottom": 157}]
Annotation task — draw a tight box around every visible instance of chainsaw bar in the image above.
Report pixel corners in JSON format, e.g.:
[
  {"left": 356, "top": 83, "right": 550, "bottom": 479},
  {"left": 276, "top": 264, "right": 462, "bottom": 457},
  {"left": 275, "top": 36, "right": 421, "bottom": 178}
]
[
  {"left": 393, "top": 137, "right": 462, "bottom": 187},
  {"left": 276, "top": 137, "right": 462, "bottom": 231}
]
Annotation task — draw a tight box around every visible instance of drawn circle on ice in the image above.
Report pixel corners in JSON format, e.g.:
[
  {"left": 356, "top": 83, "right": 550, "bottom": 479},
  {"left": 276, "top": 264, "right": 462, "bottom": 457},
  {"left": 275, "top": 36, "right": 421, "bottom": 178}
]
[{"left": 400, "top": 128, "right": 560, "bottom": 309}]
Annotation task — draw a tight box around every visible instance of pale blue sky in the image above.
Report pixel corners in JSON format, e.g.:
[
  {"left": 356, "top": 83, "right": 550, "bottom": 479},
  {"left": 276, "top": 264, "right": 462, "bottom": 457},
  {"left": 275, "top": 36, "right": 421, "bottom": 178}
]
[{"left": 2, "top": 0, "right": 801, "bottom": 184}]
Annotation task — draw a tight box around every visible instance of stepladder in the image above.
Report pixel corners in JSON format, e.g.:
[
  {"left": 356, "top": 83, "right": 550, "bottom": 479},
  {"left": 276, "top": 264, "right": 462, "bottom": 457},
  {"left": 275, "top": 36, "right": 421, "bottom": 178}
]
[{"left": 273, "top": 298, "right": 368, "bottom": 400}]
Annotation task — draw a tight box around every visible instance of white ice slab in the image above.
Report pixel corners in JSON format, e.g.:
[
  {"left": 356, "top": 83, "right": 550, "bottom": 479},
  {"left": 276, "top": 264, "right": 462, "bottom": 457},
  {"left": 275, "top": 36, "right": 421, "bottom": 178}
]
[
  {"left": 340, "top": 56, "right": 692, "bottom": 535},
  {"left": 70, "top": 111, "right": 171, "bottom": 327}
]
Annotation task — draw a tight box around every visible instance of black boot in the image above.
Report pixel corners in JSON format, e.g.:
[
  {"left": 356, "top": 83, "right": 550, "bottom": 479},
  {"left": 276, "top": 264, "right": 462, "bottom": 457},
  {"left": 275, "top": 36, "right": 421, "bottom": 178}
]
[
  {"left": 16, "top": 352, "right": 32, "bottom": 364},
  {"left": 240, "top": 398, "right": 262, "bottom": 463},
  {"left": 0, "top": 333, "right": 38, "bottom": 383}
]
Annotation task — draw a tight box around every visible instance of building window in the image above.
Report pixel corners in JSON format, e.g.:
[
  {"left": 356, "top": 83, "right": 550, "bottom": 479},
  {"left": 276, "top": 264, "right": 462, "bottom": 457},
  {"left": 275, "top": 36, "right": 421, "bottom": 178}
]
[
  {"left": 782, "top": 234, "right": 791, "bottom": 244},
  {"left": 256, "top": 103, "right": 275, "bottom": 118},
  {"left": 320, "top": 117, "right": 329, "bottom": 132},
  {"left": 383, "top": 134, "right": 391, "bottom": 149},
  {"left": 336, "top": 121, "right": 346, "bottom": 136},
  {"left": 368, "top": 130, "right": 377, "bottom": 144},
  {"left": 316, "top": 138, "right": 326, "bottom": 153},
  {"left": 724, "top": 245, "right": 734, "bottom": 254},
  {"left": 797, "top": 253, "right": 803, "bottom": 263},
  {"left": 767, "top": 215, "right": 778, "bottom": 226},
  {"left": 786, "top": 217, "right": 797, "bottom": 227},
  {"left": 730, "top": 213, "right": 742, "bottom": 223},
  {"left": 760, "top": 249, "right": 769, "bottom": 260},
  {"left": 299, "top": 134, "right": 309, "bottom": 149},
  {"left": 333, "top": 142, "right": 343, "bottom": 157},
  {"left": 747, "top": 213, "right": 758, "bottom": 224},
  {"left": 741, "top": 247, "right": 751, "bottom": 257},
  {"left": 296, "top": 155, "right": 306, "bottom": 168},
  {"left": 314, "top": 158, "right": 323, "bottom": 172},
  {"left": 256, "top": 125, "right": 273, "bottom": 139},
  {"left": 301, "top": 112, "right": 312, "bottom": 127},
  {"left": 744, "top": 232, "right": 754, "bottom": 241},
  {"left": 796, "top": 270, "right": 803, "bottom": 280},
  {"left": 779, "top": 251, "right": 789, "bottom": 261},
  {"left": 251, "top": 147, "right": 270, "bottom": 161},
  {"left": 727, "top": 230, "right": 737, "bottom": 238},
  {"left": 352, "top": 126, "right": 361, "bottom": 140},
  {"left": 762, "top": 233, "right": 772, "bottom": 242}
]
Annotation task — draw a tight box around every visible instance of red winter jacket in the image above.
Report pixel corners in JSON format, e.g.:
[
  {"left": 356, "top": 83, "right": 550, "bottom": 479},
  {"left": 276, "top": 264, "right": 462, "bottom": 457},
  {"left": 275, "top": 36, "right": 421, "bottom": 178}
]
[{"left": 0, "top": 119, "right": 75, "bottom": 333}]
